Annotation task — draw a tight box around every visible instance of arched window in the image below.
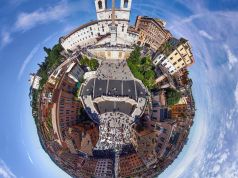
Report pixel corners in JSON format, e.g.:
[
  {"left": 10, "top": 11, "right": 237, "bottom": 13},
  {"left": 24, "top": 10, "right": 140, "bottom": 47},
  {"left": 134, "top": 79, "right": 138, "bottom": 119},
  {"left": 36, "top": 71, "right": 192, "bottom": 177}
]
[
  {"left": 124, "top": 0, "right": 129, "bottom": 8},
  {"left": 98, "top": 0, "right": 103, "bottom": 9}
]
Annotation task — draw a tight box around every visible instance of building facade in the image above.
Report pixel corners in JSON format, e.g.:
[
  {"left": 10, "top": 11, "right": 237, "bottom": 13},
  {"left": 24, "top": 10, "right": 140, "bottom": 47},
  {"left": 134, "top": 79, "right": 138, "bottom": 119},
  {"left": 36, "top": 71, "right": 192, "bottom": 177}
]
[
  {"left": 156, "top": 38, "right": 195, "bottom": 74},
  {"left": 80, "top": 159, "right": 98, "bottom": 177},
  {"left": 29, "top": 74, "right": 41, "bottom": 89},
  {"left": 66, "top": 62, "right": 85, "bottom": 83},
  {"left": 51, "top": 75, "right": 81, "bottom": 145},
  {"left": 60, "top": 0, "right": 137, "bottom": 51},
  {"left": 130, "top": 127, "right": 158, "bottom": 167},
  {"left": 119, "top": 153, "right": 145, "bottom": 177},
  {"left": 135, "top": 16, "right": 172, "bottom": 51},
  {"left": 153, "top": 54, "right": 176, "bottom": 74},
  {"left": 149, "top": 121, "right": 176, "bottom": 158},
  {"left": 171, "top": 103, "right": 188, "bottom": 119},
  {"left": 94, "top": 159, "right": 114, "bottom": 178}
]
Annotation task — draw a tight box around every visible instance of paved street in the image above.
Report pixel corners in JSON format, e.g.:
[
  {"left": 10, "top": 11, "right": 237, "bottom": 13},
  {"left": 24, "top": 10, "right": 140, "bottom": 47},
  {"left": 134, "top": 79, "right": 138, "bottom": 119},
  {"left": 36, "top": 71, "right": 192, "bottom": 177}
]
[{"left": 97, "top": 60, "right": 133, "bottom": 80}]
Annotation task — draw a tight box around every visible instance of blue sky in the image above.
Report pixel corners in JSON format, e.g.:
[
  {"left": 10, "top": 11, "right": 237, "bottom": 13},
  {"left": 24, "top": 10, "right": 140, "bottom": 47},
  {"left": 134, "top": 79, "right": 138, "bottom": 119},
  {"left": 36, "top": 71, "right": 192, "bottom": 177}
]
[{"left": 0, "top": 0, "right": 238, "bottom": 178}]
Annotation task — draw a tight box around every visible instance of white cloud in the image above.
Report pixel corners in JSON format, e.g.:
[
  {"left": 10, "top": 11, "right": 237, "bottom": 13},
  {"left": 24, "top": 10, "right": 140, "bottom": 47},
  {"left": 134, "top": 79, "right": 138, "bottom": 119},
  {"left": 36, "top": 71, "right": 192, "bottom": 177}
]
[
  {"left": 223, "top": 44, "right": 238, "bottom": 70},
  {"left": 0, "top": 160, "right": 16, "bottom": 178},
  {"left": 192, "top": 172, "right": 199, "bottom": 178},
  {"left": 176, "top": 0, "right": 207, "bottom": 13},
  {"left": 199, "top": 30, "right": 214, "bottom": 40},
  {"left": 233, "top": 140, "right": 238, "bottom": 158},
  {"left": 15, "top": 0, "right": 70, "bottom": 31},
  {"left": 234, "top": 83, "right": 238, "bottom": 106},
  {"left": 212, "top": 164, "right": 221, "bottom": 174},
  {"left": 0, "top": 31, "right": 13, "bottom": 48},
  {"left": 220, "top": 161, "right": 238, "bottom": 178},
  {"left": 1, "top": 0, "right": 93, "bottom": 49},
  {"left": 18, "top": 44, "right": 41, "bottom": 80},
  {"left": 27, "top": 152, "right": 34, "bottom": 164},
  {"left": 181, "top": 14, "right": 203, "bottom": 23},
  {"left": 225, "top": 108, "right": 236, "bottom": 129},
  {"left": 217, "top": 152, "right": 229, "bottom": 164}
]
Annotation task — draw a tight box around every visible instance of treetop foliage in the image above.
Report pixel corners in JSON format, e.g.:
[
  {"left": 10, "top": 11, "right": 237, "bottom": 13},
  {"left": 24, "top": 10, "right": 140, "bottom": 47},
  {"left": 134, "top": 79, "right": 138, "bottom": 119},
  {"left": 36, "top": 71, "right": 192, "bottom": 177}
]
[{"left": 127, "top": 46, "right": 156, "bottom": 90}]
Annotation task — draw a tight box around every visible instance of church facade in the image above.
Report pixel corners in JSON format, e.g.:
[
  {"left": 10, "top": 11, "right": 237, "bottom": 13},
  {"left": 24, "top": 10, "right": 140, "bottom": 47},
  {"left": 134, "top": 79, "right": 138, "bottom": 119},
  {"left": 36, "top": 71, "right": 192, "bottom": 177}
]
[{"left": 60, "top": 0, "right": 138, "bottom": 51}]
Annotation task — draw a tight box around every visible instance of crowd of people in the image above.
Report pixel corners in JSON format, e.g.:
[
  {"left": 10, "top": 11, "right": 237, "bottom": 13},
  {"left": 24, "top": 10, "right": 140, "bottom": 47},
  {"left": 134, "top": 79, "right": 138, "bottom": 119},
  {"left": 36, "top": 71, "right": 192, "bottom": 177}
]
[
  {"left": 95, "top": 112, "right": 134, "bottom": 150},
  {"left": 96, "top": 60, "right": 133, "bottom": 80}
]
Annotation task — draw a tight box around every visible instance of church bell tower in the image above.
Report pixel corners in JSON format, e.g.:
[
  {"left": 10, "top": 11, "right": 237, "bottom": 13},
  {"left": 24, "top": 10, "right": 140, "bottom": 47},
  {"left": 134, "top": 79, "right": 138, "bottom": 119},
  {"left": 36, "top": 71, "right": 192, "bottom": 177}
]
[
  {"left": 95, "top": 0, "right": 107, "bottom": 20},
  {"left": 120, "top": 0, "right": 132, "bottom": 10}
]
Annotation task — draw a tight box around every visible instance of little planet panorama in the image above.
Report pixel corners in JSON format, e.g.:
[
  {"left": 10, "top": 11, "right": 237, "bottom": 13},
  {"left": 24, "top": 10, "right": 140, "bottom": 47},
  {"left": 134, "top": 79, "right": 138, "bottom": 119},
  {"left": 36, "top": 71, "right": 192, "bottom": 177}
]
[{"left": 29, "top": 0, "right": 196, "bottom": 177}]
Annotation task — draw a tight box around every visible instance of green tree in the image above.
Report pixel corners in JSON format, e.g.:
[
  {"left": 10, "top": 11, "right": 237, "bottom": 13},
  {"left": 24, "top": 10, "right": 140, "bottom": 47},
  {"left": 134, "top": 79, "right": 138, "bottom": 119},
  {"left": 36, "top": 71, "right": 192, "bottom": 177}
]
[
  {"left": 36, "top": 44, "right": 64, "bottom": 90},
  {"left": 134, "top": 70, "right": 144, "bottom": 81},
  {"left": 166, "top": 88, "right": 181, "bottom": 106},
  {"left": 128, "top": 46, "right": 141, "bottom": 64},
  {"left": 143, "top": 78, "right": 155, "bottom": 90},
  {"left": 127, "top": 46, "right": 157, "bottom": 91},
  {"left": 80, "top": 57, "right": 89, "bottom": 66},
  {"left": 89, "top": 58, "right": 99, "bottom": 71},
  {"left": 144, "top": 70, "right": 155, "bottom": 80},
  {"left": 80, "top": 57, "right": 99, "bottom": 71},
  {"left": 43, "top": 47, "right": 51, "bottom": 55}
]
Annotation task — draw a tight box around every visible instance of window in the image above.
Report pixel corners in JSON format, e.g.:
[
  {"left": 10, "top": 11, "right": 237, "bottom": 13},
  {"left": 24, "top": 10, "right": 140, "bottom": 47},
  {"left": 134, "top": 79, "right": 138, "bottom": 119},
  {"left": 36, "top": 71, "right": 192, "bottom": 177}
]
[
  {"left": 124, "top": 0, "right": 129, "bottom": 8},
  {"left": 157, "top": 143, "right": 162, "bottom": 149},
  {"left": 98, "top": 1, "right": 103, "bottom": 9},
  {"left": 178, "top": 58, "right": 182, "bottom": 62},
  {"left": 160, "top": 137, "right": 165, "bottom": 142}
]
